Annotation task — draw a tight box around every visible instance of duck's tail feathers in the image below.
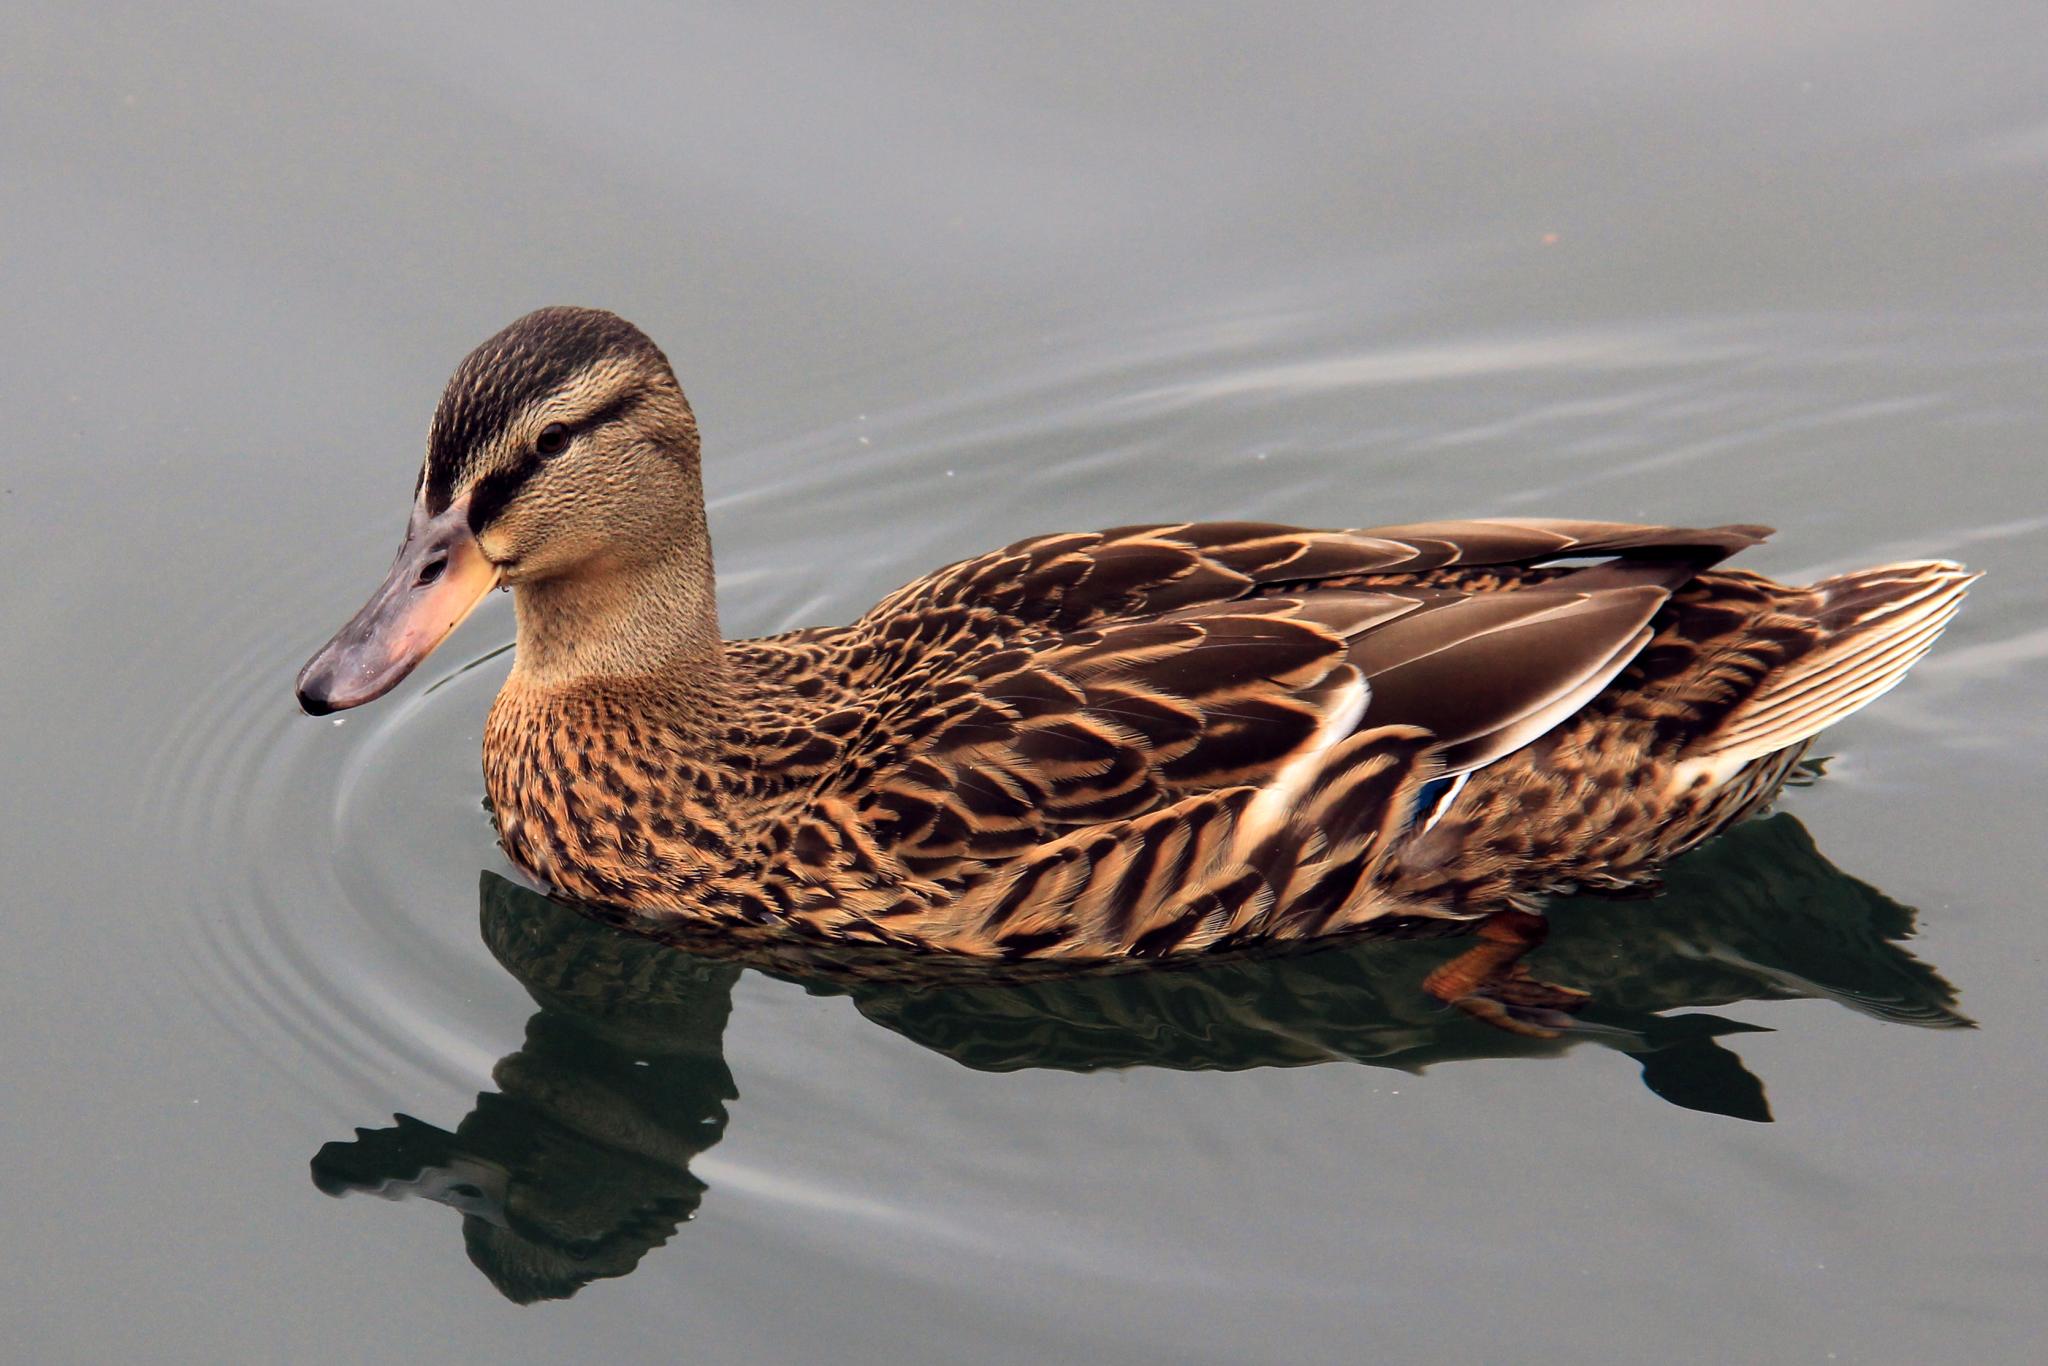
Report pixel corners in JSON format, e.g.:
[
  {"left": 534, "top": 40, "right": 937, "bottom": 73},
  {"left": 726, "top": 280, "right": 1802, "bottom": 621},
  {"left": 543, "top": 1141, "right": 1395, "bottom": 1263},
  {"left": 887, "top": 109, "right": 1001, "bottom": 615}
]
[{"left": 1691, "top": 560, "right": 1978, "bottom": 768}]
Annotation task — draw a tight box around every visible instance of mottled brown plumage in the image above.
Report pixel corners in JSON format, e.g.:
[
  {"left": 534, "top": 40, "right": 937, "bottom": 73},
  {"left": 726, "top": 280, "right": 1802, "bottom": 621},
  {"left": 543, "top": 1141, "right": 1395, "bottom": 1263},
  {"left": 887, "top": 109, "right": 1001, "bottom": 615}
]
[{"left": 299, "top": 307, "right": 1978, "bottom": 962}]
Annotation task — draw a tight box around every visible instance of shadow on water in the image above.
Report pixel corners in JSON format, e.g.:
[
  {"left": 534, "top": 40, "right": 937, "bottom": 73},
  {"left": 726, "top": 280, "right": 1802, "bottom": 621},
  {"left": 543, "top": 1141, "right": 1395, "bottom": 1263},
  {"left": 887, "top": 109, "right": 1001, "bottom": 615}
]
[{"left": 312, "top": 813, "right": 1964, "bottom": 1303}]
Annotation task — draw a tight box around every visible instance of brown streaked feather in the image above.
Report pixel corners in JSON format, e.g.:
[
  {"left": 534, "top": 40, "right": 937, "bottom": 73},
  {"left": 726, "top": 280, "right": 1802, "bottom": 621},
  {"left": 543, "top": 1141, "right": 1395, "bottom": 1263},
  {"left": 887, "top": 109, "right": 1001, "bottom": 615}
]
[{"left": 908, "top": 724, "right": 1446, "bottom": 959}]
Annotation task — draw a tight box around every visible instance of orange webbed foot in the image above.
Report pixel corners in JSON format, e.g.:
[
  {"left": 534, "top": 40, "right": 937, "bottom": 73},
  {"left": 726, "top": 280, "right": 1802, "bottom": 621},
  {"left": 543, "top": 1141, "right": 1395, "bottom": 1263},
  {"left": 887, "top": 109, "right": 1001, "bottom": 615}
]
[{"left": 1422, "top": 910, "right": 1590, "bottom": 1038}]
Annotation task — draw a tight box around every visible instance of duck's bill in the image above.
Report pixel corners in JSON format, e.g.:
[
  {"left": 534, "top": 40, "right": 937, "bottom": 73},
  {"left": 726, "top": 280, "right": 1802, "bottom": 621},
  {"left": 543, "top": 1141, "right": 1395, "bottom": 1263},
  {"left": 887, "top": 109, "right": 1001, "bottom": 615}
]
[{"left": 295, "top": 496, "right": 501, "bottom": 716}]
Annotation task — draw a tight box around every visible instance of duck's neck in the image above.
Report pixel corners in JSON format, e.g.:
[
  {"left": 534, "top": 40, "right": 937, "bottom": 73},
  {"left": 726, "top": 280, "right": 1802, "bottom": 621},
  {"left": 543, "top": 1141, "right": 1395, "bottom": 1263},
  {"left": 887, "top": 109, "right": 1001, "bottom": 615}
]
[
  {"left": 486, "top": 541, "right": 740, "bottom": 907},
  {"left": 507, "top": 539, "right": 730, "bottom": 710}
]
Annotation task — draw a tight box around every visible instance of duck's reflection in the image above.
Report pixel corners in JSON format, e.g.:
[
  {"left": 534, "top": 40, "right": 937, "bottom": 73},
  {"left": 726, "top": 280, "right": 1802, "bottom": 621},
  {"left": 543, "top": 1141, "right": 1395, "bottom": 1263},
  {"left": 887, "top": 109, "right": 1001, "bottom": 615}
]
[
  {"left": 310, "top": 949, "right": 737, "bottom": 1303},
  {"left": 312, "top": 813, "right": 1965, "bottom": 1302}
]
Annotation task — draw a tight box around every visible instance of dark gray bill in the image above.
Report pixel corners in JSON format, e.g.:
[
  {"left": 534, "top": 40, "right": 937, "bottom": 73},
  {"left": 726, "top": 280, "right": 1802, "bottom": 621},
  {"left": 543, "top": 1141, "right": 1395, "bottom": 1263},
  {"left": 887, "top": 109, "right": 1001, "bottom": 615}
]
[{"left": 295, "top": 496, "right": 500, "bottom": 715}]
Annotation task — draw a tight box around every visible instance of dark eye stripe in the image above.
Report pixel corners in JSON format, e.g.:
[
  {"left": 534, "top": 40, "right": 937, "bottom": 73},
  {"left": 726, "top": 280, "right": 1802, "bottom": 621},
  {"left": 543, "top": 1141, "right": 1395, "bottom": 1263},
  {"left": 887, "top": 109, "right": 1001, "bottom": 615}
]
[
  {"left": 466, "top": 456, "right": 540, "bottom": 533},
  {"left": 464, "top": 391, "right": 646, "bottom": 533}
]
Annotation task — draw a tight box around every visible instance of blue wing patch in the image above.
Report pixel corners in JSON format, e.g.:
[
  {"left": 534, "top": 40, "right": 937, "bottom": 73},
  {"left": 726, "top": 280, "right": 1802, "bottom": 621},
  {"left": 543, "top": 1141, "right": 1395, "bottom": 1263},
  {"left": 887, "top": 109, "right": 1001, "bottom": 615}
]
[{"left": 1411, "top": 771, "right": 1471, "bottom": 833}]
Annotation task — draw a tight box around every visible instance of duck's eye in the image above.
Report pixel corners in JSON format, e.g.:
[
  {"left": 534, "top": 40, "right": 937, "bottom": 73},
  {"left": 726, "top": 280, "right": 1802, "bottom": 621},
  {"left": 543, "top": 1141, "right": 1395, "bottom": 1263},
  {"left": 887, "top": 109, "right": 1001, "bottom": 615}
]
[{"left": 535, "top": 423, "right": 569, "bottom": 457}]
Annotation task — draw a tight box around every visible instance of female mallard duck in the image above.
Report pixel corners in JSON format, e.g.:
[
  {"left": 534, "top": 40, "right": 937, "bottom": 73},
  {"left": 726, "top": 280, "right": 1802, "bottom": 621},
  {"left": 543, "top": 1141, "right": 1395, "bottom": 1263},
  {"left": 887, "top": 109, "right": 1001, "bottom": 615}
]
[{"left": 297, "top": 307, "right": 1975, "bottom": 962}]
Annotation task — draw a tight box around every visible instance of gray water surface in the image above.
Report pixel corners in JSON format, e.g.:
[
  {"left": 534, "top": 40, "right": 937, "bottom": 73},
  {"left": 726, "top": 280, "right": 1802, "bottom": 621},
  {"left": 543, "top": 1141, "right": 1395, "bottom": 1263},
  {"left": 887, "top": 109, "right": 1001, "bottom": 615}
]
[{"left": 6, "top": 4, "right": 2047, "bottom": 1362}]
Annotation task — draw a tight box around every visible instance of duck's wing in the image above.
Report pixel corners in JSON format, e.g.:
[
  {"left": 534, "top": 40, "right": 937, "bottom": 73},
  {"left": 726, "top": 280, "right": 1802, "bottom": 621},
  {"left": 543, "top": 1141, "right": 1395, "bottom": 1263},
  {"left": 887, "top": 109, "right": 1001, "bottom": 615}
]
[
  {"left": 849, "top": 578, "right": 1667, "bottom": 883},
  {"left": 803, "top": 521, "right": 1767, "bottom": 929},
  {"left": 885, "top": 569, "right": 1693, "bottom": 958}
]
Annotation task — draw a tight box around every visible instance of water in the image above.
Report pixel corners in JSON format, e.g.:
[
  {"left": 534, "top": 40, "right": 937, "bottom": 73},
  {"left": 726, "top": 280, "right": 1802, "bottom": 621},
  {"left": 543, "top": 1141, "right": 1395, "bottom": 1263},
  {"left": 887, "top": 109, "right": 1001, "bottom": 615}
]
[{"left": 5, "top": 3, "right": 2046, "bottom": 1360}]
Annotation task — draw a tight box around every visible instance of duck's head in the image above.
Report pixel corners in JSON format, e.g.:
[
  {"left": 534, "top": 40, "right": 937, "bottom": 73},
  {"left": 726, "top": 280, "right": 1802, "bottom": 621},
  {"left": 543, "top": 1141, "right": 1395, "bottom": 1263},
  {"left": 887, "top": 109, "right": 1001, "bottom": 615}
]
[{"left": 296, "top": 307, "right": 705, "bottom": 715}]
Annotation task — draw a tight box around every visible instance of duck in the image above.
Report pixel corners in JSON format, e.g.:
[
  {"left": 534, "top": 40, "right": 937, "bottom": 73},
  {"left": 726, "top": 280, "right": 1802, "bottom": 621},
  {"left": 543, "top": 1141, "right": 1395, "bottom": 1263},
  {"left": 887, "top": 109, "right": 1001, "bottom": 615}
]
[{"left": 296, "top": 306, "right": 1976, "bottom": 964}]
